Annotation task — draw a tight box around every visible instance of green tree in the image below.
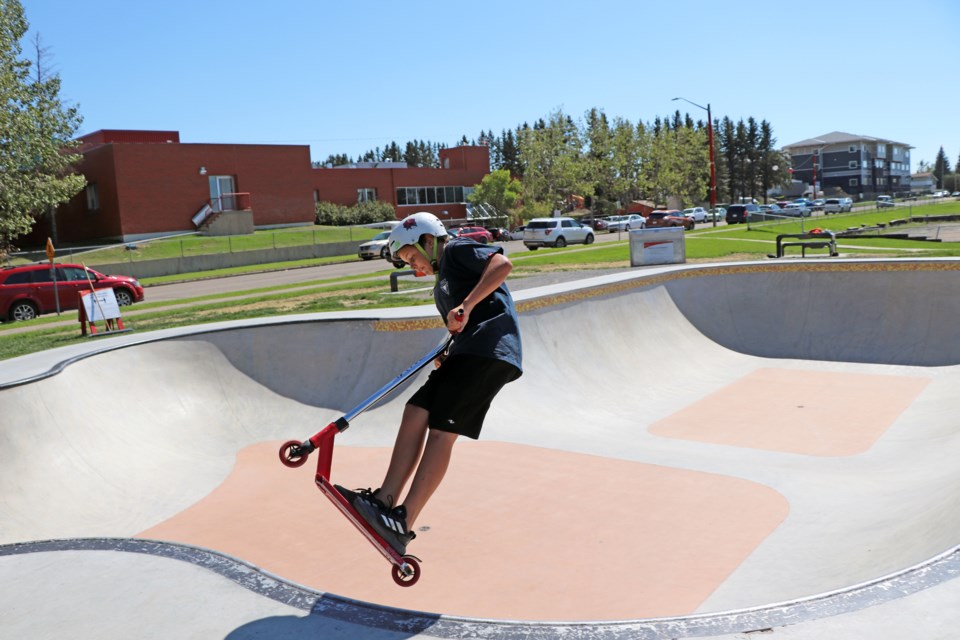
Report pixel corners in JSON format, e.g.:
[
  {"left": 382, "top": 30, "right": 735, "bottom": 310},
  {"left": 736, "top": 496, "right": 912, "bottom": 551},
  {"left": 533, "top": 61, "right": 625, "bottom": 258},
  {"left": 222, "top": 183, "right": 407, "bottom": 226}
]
[
  {"left": 934, "top": 146, "right": 949, "bottom": 189},
  {"left": 468, "top": 168, "right": 522, "bottom": 215},
  {"left": 609, "top": 118, "right": 649, "bottom": 209},
  {"left": 0, "top": 1, "right": 85, "bottom": 254},
  {"left": 757, "top": 120, "right": 791, "bottom": 202},
  {"left": 643, "top": 115, "right": 708, "bottom": 205},
  {"left": 500, "top": 128, "right": 522, "bottom": 177},
  {"left": 584, "top": 108, "right": 617, "bottom": 214},
  {"left": 518, "top": 108, "right": 591, "bottom": 210}
]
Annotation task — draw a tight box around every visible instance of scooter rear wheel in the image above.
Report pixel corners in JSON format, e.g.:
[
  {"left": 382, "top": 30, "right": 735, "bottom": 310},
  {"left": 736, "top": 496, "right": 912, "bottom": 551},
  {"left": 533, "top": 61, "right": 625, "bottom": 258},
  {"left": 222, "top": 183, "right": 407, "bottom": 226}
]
[{"left": 392, "top": 556, "right": 421, "bottom": 587}]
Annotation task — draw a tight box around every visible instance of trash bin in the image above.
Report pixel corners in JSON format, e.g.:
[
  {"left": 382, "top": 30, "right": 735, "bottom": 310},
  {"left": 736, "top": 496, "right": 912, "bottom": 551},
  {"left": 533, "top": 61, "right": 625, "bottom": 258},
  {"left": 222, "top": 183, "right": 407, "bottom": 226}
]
[{"left": 629, "top": 227, "right": 686, "bottom": 266}]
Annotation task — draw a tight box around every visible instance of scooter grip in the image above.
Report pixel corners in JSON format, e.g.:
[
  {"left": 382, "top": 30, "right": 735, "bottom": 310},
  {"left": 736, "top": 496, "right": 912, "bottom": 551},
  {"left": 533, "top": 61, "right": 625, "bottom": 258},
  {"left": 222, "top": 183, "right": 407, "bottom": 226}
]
[{"left": 449, "top": 308, "right": 465, "bottom": 334}]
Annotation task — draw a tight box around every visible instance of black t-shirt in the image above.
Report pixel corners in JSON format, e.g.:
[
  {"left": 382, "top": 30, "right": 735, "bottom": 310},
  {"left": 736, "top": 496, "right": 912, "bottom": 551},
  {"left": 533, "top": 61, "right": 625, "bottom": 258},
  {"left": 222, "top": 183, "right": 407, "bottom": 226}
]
[{"left": 434, "top": 238, "right": 522, "bottom": 373}]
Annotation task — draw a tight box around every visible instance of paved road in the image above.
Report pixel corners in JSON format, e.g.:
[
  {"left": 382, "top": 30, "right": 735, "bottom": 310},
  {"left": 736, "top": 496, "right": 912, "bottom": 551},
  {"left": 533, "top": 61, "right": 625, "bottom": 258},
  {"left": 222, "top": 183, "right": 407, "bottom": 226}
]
[{"left": 145, "top": 232, "right": 634, "bottom": 303}]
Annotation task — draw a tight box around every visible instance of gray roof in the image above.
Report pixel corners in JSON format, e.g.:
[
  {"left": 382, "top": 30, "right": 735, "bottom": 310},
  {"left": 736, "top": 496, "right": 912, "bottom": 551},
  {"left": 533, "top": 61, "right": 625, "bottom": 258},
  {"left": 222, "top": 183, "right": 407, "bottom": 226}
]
[{"left": 784, "top": 131, "right": 912, "bottom": 150}]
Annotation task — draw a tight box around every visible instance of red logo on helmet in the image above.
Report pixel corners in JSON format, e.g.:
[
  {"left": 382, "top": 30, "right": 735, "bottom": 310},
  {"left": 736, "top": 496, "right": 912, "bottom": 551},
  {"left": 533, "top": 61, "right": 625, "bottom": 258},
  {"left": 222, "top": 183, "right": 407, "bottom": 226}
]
[{"left": 403, "top": 218, "right": 418, "bottom": 230}]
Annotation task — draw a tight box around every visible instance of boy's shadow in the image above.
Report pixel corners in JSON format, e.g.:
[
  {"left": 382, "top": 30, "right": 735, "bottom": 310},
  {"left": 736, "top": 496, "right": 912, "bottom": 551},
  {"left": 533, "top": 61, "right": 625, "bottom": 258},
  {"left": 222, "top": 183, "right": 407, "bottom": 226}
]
[{"left": 225, "top": 595, "right": 440, "bottom": 640}]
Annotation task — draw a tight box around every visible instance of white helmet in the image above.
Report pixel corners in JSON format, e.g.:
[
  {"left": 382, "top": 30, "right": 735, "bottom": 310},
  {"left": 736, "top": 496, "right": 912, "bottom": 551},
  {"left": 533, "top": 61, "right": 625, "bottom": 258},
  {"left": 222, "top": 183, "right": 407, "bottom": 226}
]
[{"left": 388, "top": 211, "right": 448, "bottom": 256}]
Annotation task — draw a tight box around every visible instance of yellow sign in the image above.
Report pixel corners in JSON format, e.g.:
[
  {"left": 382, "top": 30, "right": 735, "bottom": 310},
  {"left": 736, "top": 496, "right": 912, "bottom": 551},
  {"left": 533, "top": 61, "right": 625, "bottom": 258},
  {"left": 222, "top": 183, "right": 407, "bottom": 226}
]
[{"left": 45, "top": 237, "right": 55, "bottom": 262}]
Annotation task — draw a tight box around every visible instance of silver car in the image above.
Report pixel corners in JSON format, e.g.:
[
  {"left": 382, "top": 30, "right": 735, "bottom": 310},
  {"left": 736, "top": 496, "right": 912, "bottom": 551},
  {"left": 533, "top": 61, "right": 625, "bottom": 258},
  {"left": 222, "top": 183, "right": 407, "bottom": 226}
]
[
  {"left": 606, "top": 214, "right": 646, "bottom": 232},
  {"left": 523, "top": 217, "right": 595, "bottom": 250},
  {"left": 682, "top": 207, "right": 707, "bottom": 223},
  {"left": 358, "top": 231, "right": 392, "bottom": 260}
]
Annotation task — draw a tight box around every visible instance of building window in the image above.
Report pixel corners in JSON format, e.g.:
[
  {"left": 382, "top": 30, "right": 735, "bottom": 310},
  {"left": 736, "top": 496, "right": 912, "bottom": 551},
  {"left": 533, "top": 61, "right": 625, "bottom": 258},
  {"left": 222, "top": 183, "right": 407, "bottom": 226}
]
[
  {"left": 849, "top": 145, "right": 857, "bottom": 153},
  {"left": 395, "top": 186, "right": 467, "bottom": 205},
  {"left": 313, "top": 189, "right": 320, "bottom": 202},
  {"left": 357, "top": 188, "right": 376, "bottom": 203},
  {"left": 85, "top": 184, "right": 100, "bottom": 211},
  {"left": 849, "top": 179, "right": 858, "bottom": 187},
  {"left": 848, "top": 161, "right": 858, "bottom": 169}
]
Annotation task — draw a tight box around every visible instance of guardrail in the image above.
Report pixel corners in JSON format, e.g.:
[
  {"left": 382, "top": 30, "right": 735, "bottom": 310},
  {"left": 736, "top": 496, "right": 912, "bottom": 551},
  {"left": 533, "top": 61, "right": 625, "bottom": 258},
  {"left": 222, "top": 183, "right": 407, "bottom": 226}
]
[{"left": 210, "top": 192, "right": 251, "bottom": 212}]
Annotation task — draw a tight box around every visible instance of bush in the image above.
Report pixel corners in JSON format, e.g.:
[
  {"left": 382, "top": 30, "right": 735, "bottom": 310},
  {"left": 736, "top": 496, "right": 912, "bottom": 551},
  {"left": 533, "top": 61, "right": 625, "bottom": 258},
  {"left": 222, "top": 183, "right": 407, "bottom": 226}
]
[
  {"left": 315, "top": 200, "right": 397, "bottom": 226},
  {"left": 354, "top": 200, "right": 397, "bottom": 224},
  {"left": 315, "top": 201, "right": 350, "bottom": 225}
]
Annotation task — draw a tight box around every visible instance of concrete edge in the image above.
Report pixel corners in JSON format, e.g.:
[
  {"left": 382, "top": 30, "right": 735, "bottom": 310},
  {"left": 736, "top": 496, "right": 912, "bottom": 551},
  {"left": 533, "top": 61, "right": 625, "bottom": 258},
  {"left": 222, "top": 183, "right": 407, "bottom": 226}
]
[
  {"left": 2, "top": 538, "right": 958, "bottom": 639},
  {"left": 5, "top": 257, "right": 960, "bottom": 390}
]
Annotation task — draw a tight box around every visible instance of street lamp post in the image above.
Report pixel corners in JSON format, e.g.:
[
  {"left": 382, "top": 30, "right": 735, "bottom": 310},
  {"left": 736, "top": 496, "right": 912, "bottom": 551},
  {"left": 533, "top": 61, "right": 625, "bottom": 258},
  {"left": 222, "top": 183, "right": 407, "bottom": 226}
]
[{"left": 673, "top": 97, "right": 717, "bottom": 226}]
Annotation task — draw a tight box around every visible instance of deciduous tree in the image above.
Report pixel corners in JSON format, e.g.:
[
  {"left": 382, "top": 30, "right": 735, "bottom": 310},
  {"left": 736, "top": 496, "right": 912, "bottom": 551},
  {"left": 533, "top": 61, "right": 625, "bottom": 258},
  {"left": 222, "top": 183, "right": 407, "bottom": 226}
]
[
  {"left": 468, "top": 168, "right": 522, "bottom": 215},
  {"left": 0, "top": 0, "right": 85, "bottom": 254}
]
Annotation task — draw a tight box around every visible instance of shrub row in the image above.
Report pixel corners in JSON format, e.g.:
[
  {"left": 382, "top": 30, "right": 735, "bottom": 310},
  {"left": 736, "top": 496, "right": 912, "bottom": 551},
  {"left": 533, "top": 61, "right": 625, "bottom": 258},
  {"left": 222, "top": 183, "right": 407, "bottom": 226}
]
[{"left": 315, "top": 200, "right": 397, "bottom": 226}]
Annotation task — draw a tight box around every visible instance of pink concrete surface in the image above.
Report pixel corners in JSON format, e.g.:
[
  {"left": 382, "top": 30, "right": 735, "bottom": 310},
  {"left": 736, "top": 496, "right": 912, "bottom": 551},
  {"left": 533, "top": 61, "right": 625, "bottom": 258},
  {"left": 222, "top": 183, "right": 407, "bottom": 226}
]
[
  {"left": 138, "top": 440, "right": 789, "bottom": 621},
  {"left": 649, "top": 369, "right": 931, "bottom": 456}
]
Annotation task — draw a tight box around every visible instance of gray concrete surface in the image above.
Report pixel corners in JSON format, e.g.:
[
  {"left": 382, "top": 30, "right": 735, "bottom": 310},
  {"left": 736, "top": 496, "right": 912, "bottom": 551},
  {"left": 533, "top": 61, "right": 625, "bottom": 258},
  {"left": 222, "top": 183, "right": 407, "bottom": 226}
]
[{"left": 2, "top": 257, "right": 960, "bottom": 638}]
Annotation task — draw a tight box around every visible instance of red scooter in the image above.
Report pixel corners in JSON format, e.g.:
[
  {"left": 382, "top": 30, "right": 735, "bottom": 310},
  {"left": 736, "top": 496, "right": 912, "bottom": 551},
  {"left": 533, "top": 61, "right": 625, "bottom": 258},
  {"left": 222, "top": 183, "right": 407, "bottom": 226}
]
[{"left": 278, "top": 334, "right": 455, "bottom": 587}]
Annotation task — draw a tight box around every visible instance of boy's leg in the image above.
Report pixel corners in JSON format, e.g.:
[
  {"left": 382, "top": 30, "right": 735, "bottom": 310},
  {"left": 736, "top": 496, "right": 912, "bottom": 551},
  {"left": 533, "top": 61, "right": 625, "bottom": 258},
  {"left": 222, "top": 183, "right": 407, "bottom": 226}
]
[
  {"left": 378, "top": 403, "right": 430, "bottom": 508},
  {"left": 400, "top": 428, "right": 458, "bottom": 527}
]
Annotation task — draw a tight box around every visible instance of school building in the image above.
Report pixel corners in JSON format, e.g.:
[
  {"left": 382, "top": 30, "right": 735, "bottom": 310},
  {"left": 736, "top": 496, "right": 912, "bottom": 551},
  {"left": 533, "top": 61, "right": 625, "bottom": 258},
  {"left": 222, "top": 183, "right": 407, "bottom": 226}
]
[{"left": 27, "top": 130, "right": 491, "bottom": 245}]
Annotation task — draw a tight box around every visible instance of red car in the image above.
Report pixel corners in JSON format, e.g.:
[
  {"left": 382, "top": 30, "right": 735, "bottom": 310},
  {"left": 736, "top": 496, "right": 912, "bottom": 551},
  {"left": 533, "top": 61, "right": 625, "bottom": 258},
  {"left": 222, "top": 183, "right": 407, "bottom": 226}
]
[
  {"left": 0, "top": 263, "right": 145, "bottom": 321},
  {"left": 455, "top": 226, "right": 494, "bottom": 244},
  {"left": 645, "top": 210, "right": 694, "bottom": 230}
]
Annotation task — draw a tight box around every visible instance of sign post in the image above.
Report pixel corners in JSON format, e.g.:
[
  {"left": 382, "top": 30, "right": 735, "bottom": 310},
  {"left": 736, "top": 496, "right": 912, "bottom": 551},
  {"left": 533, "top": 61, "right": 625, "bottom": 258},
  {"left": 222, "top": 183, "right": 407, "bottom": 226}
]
[{"left": 46, "top": 237, "right": 61, "bottom": 315}]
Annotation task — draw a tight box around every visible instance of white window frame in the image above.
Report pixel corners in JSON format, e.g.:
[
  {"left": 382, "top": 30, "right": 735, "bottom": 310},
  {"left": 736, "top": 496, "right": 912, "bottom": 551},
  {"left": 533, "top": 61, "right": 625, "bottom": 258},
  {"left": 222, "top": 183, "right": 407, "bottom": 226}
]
[
  {"left": 357, "top": 188, "right": 376, "bottom": 203},
  {"left": 849, "top": 178, "right": 859, "bottom": 186},
  {"left": 849, "top": 161, "right": 858, "bottom": 169}
]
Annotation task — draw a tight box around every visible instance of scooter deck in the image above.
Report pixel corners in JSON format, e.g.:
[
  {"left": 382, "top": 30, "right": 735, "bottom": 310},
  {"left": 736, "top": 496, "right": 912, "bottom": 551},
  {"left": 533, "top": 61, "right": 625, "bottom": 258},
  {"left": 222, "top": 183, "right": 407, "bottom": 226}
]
[{"left": 316, "top": 477, "right": 419, "bottom": 580}]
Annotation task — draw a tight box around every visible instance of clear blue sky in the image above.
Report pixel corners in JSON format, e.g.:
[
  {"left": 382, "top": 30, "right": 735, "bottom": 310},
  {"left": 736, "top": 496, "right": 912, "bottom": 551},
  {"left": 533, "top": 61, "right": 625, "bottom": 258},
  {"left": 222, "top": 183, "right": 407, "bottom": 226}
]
[{"left": 21, "top": 0, "right": 960, "bottom": 168}]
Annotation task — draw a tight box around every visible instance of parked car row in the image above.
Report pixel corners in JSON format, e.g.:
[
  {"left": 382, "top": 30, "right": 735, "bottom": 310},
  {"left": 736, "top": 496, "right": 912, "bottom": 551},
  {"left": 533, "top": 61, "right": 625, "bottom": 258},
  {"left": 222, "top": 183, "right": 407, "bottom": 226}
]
[{"left": 361, "top": 206, "right": 716, "bottom": 264}]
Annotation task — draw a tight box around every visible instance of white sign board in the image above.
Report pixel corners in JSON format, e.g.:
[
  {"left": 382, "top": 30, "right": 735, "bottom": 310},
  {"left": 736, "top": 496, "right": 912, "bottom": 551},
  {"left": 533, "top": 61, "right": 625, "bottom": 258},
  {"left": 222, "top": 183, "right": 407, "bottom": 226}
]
[
  {"left": 81, "top": 288, "right": 122, "bottom": 322},
  {"left": 629, "top": 227, "right": 686, "bottom": 266}
]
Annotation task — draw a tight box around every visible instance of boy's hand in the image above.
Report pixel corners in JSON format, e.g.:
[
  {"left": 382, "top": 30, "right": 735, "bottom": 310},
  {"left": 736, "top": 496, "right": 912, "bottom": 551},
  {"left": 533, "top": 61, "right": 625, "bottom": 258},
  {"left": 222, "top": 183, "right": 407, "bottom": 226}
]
[{"left": 447, "top": 306, "right": 467, "bottom": 333}]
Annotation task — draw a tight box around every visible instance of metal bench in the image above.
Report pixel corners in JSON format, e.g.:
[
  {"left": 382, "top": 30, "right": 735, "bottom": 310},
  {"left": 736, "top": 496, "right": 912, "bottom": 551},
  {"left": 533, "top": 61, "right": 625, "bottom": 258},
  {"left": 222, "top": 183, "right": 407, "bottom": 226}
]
[{"left": 770, "top": 231, "right": 838, "bottom": 258}]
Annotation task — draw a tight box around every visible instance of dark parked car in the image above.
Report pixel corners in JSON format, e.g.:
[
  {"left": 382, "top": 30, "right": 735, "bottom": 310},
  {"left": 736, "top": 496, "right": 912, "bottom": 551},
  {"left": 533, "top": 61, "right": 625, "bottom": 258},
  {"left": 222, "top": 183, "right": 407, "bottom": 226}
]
[
  {"left": 456, "top": 226, "right": 494, "bottom": 243},
  {"left": 484, "top": 227, "right": 509, "bottom": 241},
  {"left": 725, "top": 204, "right": 760, "bottom": 224},
  {"left": 0, "top": 263, "right": 145, "bottom": 322}
]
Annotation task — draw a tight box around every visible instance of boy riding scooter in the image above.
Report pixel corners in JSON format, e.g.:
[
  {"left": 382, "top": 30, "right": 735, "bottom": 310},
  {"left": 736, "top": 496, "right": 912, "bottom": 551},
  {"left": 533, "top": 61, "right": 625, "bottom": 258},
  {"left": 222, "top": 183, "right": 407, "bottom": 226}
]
[{"left": 338, "top": 211, "right": 523, "bottom": 555}]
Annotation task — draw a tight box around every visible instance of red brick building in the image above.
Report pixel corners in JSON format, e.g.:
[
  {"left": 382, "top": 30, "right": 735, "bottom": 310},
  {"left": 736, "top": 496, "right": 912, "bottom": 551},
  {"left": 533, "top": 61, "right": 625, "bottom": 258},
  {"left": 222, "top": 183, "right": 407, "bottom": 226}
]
[
  {"left": 29, "top": 130, "right": 490, "bottom": 245},
  {"left": 312, "top": 145, "right": 491, "bottom": 223}
]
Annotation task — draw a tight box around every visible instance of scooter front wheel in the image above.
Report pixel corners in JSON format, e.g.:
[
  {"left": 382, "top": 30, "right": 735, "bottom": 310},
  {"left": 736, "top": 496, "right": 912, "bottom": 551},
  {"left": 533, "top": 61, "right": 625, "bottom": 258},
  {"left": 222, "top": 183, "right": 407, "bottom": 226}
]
[{"left": 278, "top": 440, "right": 310, "bottom": 468}]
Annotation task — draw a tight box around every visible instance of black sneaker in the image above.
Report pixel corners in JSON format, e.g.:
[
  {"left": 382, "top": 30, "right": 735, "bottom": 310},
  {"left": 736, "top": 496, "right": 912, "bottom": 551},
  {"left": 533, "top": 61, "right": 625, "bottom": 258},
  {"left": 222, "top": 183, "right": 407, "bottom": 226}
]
[
  {"left": 335, "top": 485, "right": 388, "bottom": 511},
  {"left": 355, "top": 501, "right": 417, "bottom": 555}
]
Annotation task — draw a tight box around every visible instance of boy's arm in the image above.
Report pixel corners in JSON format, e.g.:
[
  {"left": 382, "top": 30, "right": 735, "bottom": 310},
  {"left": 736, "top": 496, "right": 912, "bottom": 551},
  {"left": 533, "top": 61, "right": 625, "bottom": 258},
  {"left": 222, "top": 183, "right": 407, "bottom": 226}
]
[{"left": 446, "top": 253, "right": 512, "bottom": 332}]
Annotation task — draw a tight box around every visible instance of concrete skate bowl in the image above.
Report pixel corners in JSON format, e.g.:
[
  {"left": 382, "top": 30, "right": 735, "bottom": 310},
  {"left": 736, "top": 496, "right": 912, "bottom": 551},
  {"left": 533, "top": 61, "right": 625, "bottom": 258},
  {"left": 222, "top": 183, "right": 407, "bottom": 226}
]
[{"left": 2, "top": 258, "right": 960, "bottom": 639}]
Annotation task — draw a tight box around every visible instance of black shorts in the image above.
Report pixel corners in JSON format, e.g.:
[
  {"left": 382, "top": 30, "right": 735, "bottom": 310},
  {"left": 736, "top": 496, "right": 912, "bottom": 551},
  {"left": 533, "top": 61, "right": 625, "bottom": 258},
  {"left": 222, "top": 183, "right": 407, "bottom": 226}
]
[{"left": 407, "top": 354, "right": 521, "bottom": 439}]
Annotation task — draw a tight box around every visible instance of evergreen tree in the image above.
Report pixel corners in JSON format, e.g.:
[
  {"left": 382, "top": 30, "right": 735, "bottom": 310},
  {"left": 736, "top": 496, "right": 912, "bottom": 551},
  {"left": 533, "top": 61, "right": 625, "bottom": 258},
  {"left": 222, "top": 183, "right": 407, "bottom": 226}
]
[
  {"left": 934, "top": 146, "right": 949, "bottom": 188},
  {"left": 501, "top": 128, "right": 522, "bottom": 178}
]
